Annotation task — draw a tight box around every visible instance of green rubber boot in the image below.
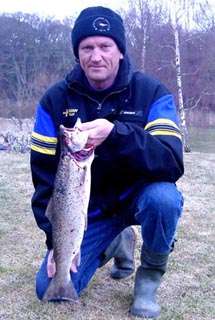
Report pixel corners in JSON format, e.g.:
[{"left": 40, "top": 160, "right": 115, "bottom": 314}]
[
  {"left": 130, "top": 246, "right": 169, "bottom": 318},
  {"left": 100, "top": 226, "right": 136, "bottom": 279}
]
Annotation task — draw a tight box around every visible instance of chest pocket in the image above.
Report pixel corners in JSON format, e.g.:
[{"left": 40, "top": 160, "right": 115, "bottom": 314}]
[
  {"left": 108, "top": 95, "right": 147, "bottom": 126},
  {"left": 114, "top": 113, "right": 146, "bottom": 128}
]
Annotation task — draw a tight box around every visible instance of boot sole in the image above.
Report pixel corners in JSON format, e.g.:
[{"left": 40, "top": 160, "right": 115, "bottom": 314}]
[
  {"left": 110, "top": 268, "right": 134, "bottom": 279},
  {"left": 130, "top": 306, "right": 160, "bottom": 318}
]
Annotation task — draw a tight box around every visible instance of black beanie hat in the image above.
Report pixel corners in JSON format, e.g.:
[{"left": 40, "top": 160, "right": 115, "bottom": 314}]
[{"left": 72, "top": 6, "right": 126, "bottom": 58}]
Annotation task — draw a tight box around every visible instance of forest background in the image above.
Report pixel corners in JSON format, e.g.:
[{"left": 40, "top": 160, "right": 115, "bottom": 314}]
[
  {"left": 0, "top": 0, "right": 214, "bottom": 129},
  {"left": 0, "top": 2, "right": 214, "bottom": 319}
]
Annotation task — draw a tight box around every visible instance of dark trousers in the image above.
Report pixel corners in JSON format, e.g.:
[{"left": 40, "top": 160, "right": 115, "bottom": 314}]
[{"left": 36, "top": 182, "right": 183, "bottom": 299}]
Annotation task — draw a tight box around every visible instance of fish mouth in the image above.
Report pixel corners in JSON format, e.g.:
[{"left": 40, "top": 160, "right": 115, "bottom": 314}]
[
  {"left": 62, "top": 146, "right": 94, "bottom": 163},
  {"left": 59, "top": 124, "right": 94, "bottom": 160},
  {"left": 72, "top": 146, "right": 94, "bottom": 161},
  {"left": 60, "top": 125, "right": 84, "bottom": 152}
]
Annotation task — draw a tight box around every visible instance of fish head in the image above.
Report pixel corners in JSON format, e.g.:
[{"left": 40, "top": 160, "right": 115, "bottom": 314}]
[{"left": 59, "top": 118, "right": 89, "bottom": 155}]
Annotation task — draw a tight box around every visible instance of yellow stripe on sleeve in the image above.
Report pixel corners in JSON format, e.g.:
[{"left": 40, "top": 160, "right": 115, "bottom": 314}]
[
  {"left": 31, "top": 144, "right": 56, "bottom": 155},
  {"left": 144, "top": 118, "right": 180, "bottom": 131},
  {"left": 32, "top": 132, "right": 58, "bottom": 143},
  {"left": 149, "top": 130, "right": 182, "bottom": 140}
]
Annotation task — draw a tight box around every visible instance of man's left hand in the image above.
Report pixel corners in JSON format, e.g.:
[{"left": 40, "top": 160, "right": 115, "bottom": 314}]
[{"left": 79, "top": 119, "right": 114, "bottom": 148}]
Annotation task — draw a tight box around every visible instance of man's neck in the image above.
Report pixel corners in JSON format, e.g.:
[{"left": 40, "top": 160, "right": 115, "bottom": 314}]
[{"left": 87, "top": 77, "right": 115, "bottom": 91}]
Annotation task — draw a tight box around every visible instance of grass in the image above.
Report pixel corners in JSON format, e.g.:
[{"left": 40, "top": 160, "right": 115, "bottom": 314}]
[
  {"left": 0, "top": 147, "right": 215, "bottom": 320},
  {"left": 188, "top": 127, "right": 215, "bottom": 153}
]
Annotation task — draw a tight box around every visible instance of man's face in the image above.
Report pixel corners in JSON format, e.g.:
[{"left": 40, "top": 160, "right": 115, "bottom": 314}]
[{"left": 78, "top": 36, "right": 123, "bottom": 90}]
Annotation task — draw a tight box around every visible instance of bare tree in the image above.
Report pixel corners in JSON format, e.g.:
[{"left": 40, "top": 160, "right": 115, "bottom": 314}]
[
  {"left": 0, "top": 8, "right": 214, "bottom": 125},
  {"left": 166, "top": 0, "right": 215, "bottom": 150},
  {"left": 167, "top": 0, "right": 191, "bottom": 151},
  {"left": 123, "top": 0, "right": 164, "bottom": 71},
  {"left": 0, "top": 13, "right": 74, "bottom": 118}
]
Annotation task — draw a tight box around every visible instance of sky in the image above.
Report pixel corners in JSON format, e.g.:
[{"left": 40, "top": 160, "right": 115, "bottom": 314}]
[
  {"left": 0, "top": 0, "right": 129, "bottom": 20},
  {"left": 1, "top": 0, "right": 214, "bottom": 26}
]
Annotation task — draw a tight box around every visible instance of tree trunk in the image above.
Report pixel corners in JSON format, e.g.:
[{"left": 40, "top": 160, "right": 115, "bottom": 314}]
[
  {"left": 173, "top": 23, "right": 191, "bottom": 152},
  {"left": 170, "top": 0, "right": 191, "bottom": 152}
]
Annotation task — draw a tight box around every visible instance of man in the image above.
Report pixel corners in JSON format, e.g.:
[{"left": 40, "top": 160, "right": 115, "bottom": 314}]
[{"left": 31, "top": 6, "right": 184, "bottom": 318}]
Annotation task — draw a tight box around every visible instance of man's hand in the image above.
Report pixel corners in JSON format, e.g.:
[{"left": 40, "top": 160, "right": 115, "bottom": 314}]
[
  {"left": 47, "top": 250, "right": 79, "bottom": 277},
  {"left": 79, "top": 119, "right": 114, "bottom": 148},
  {"left": 47, "top": 249, "right": 56, "bottom": 278}
]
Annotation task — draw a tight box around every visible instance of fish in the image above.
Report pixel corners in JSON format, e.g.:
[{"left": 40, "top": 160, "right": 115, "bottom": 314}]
[{"left": 42, "top": 118, "right": 94, "bottom": 302}]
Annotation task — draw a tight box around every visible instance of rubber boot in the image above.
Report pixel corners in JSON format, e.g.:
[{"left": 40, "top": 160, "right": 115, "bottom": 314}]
[
  {"left": 130, "top": 246, "right": 169, "bottom": 318},
  {"left": 100, "top": 226, "right": 136, "bottom": 279}
]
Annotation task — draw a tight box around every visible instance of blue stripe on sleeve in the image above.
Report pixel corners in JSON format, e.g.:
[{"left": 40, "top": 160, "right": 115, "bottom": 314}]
[
  {"left": 148, "top": 95, "right": 180, "bottom": 125},
  {"left": 33, "top": 104, "right": 57, "bottom": 138}
]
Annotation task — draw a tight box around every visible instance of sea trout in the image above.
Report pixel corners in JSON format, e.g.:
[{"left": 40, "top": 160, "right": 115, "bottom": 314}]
[{"left": 43, "top": 118, "right": 94, "bottom": 302}]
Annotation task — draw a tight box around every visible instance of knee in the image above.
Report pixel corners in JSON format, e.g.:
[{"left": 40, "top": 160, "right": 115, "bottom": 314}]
[
  {"left": 36, "top": 272, "right": 49, "bottom": 300},
  {"left": 35, "top": 252, "right": 51, "bottom": 300},
  {"left": 36, "top": 278, "right": 45, "bottom": 300},
  {"left": 136, "top": 182, "right": 183, "bottom": 220}
]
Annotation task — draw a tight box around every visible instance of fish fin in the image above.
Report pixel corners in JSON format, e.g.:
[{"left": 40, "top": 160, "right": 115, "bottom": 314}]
[
  {"left": 79, "top": 165, "right": 87, "bottom": 186},
  {"left": 70, "top": 252, "right": 81, "bottom": 273},
  {"left": 74, "top": 117, "right": 82, "bottom": 129},
  {"left": 78, "top": 251, "right": 81, "bottom": 266},
  {"left": 43, "top": 275, "right": 78, "bottom": 302},
  {"left": 45, "top": 197, "right": 53, "bottom": 221},
  {"left": 85, "top": 213, "right": 88, "bottom": 231}
]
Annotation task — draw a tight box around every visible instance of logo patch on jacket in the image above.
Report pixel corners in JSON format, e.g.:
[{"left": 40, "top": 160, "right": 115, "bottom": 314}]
[
  {"left": 63, "top": 108, "right": 78, "bottom": 117},
  {"left": 119, "top": 110, "right": 143, "bottom": 116}
]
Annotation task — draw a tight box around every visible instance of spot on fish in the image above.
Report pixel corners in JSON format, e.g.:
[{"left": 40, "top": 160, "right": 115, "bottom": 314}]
[{"left": 55, "top": 186, "right": 65, "bottom": 194}]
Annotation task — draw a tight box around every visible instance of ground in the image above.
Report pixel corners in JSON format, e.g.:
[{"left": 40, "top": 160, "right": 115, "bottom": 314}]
[{"left": 0, "top": 150, "right": 214, "bottom": 320}]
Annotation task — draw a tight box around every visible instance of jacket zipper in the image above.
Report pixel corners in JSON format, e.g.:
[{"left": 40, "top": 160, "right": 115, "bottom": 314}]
[{"left": 71, "top": 86, "right": 127, "bottom": 112}]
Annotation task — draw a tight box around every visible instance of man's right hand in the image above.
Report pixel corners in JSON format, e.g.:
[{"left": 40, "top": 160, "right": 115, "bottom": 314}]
[
  {"left": 79, "top": 118, "right": 114, "bottom": 148},
  {"left": 47, "top": 249, "right": 80, "bottom": 277}
]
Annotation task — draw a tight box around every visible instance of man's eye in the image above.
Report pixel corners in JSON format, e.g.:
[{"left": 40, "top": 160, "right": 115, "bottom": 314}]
[
  {"left": 82, "top": 46, "right": 93, "bottom": 51},
  {"left": 101, "top": 44, "right": 110, "bottom": 49}
]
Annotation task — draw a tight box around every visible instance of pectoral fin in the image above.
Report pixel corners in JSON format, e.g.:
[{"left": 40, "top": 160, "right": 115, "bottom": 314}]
[
  {"left": 70, "top": 251, "right": 81, "bottom": 273},
  {"left": 45, "top": 197, "right": 53, "bottom": 221},
  {"left": 85, "top": 213, "right": 88, "bottom": 231},
  {"left": 74, "top": 117, "right": 82, "bottom": 129}
]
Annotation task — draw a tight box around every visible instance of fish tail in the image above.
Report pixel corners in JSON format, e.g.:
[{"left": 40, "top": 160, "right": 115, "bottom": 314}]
[{"left": 42, "top": 275, "right": 78, "bottom": 302}]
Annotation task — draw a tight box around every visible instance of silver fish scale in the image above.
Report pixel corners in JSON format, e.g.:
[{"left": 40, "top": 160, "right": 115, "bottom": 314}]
[{"left": 43, "top": 135, "right": 94, "bottom": 302}]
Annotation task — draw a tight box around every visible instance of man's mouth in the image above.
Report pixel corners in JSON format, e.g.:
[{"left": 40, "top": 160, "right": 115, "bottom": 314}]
[{"left": 89, "top": 65, "right": 105, "bottom": 69}]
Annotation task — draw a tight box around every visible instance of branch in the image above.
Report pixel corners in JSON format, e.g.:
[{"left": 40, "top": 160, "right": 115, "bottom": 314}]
[
  {"left": 185, "top": 95, "right": 202, "bottom": 110},
  {"left": 185, "top": 91, "right": 215, "bottom": 111},
  {"left": 159, "top": 44, "right": 175, "bottom": 53},
  {"left": 182, "top": 68, "right": 200, "bottom": 77}
]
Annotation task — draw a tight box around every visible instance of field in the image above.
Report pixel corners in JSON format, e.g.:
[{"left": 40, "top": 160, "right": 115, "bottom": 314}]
[
  {"left": 188, "top": 127, "right": 215, "bottom": 154},
  {"left": 0, "top": 136, "right": 215, "bottom": 319}
]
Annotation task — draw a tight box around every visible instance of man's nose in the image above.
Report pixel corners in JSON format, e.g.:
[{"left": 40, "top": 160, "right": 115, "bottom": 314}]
[{"left": 91, "top": 48, "right": 102, "bottom": 62}]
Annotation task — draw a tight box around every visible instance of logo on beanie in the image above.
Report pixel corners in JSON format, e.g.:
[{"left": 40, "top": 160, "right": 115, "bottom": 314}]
[{"left": 92, "top": 17, "right": 110, "bottom": 32}]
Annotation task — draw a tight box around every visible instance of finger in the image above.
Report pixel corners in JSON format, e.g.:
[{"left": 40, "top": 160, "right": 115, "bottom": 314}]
[
  {"left": 79, "top": 120, "right": 100, "bottom": 131},
  {"left": 47, "top": 262, "right": 56, "bottom": 278},
  {"left": 87, "top": 135, "right": 97, "bottom": 146},
  {"left": 47, "top": 250, "right": 56, "bottom": 278},
  {"left": 70, "top": 263, "right": 78, "bottom": 273}
]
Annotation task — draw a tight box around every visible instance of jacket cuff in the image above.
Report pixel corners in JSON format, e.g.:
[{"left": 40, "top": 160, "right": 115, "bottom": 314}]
[{"left": 103, "top": 120, "right": 128, "bottom": 145}]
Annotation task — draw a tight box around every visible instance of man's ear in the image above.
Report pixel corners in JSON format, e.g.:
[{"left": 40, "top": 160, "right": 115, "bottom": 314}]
[{"left": 120, "top": 53, "right": 124, "bottom": 60}]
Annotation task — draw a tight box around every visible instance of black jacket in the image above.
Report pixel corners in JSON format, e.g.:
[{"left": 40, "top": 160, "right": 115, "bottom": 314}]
[{"left": 31, "top": 57, "right": 184, "bottom": 249}]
